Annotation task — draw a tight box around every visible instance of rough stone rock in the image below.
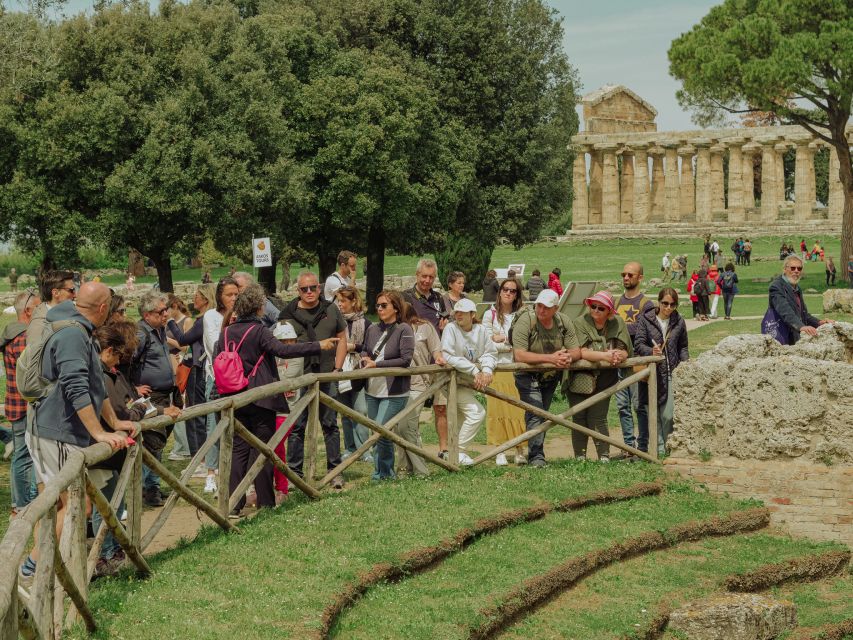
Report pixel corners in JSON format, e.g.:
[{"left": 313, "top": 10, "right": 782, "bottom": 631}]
[
  {"left": 668, "top": 593, "right": 797, "bottom": 640},
  {"left": 670, "top": 322, "right": 853, "bottom": 463},
  {"left": 824, "top": 288, "right": 853, "bottom": 314},
  {"left": 648, "top": 277, "right": 663, "bottom": 288}
]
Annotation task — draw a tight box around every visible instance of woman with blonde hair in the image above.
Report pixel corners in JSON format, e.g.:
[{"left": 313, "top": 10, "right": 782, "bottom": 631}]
[
  {"left": 334, "top": 286, "right": 372, "bottom": 460},
  {"left": 481, "top": 278, "right": 527, "bottom": 465}
]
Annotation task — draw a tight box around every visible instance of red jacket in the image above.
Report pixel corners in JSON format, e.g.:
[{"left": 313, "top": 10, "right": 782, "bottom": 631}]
[
  {"left": 548, "top": 273, "right": 563, "bottom": 296},
  {"left": 687, "top": 274, "right": 699, "bottom": 302}
]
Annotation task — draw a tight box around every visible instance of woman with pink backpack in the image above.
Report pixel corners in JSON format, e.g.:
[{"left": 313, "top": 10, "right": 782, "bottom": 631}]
[{"left": 214, "top": 284, "right": 338, "bottom": 518}]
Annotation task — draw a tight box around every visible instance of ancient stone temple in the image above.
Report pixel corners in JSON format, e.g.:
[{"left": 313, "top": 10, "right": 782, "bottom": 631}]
[{"left": 570, "top": 85, "right": 849, "bottom": 235}]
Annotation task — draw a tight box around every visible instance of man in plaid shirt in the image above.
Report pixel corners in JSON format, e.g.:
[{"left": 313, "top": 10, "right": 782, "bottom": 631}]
[{"left": 2, "top": 289, "right": 40, "bottom": 513}]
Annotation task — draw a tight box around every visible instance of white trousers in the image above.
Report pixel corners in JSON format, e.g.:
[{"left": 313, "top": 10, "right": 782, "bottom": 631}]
[
  {"left": 456, "top": 387, "right": 486, "bottom": 450},
  {"left": 710, "top": 294, "right": 720, "bottom": 317}
]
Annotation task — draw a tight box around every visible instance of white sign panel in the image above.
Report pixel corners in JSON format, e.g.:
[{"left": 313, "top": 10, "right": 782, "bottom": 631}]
[
  {"left": 252, "top": 237, "right": 272, "bottom": 268},
  {"left": 508, "top": 264, "right": 525, "bottom": 277}
]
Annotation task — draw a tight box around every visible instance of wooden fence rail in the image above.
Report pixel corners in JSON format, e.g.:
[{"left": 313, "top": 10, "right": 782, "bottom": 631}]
[{"left": 0, "top": 356, "right": 662, "bottom": 638}]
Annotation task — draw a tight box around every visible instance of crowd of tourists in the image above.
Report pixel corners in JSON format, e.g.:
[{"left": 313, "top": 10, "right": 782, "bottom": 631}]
[{"left": 2, "top": 239, "right": 846, "bottom": 583}]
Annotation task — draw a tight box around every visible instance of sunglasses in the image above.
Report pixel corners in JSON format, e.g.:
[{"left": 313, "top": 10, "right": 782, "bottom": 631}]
[
  {"left": 376, "top": 302, "right": 392, "bottom": 310},
  {"left": 59, "top": 287, "right": 76, "bottom": 294},
  {"left": 589, "top": 304, "right": 609, "bottom": 313},
  {"left": 298, "top": 285, "right": 320, "bottom": 293},
  {"left": 659, "top": 301, "right": 677, "bottom": 308},
  {"left": 153, "top": 308, "right": 168, "bottom": 315},
  {"left": 620, "top": 273, "right": 639, "bottom": 278},
  {"left": 501, "top": 287, "right": 518, "bottom": 294},
  {"left": 786, "top": 265, "right": 803, "bottom": 272}
]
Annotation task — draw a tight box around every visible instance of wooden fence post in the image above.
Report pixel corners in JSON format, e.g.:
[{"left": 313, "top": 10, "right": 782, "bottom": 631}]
[
  {"left": 61, "top": 468, "right": 88, "bottom": 631},
  {"left": 30, "top": 506, "right": 56, "bottom": 640},
  {"left": 127, "top": 443, "right": 143, "bottom": 550},
  {"left": 447, "top": 371, "right": 459, "bottom": 468},
  {"left": 0, "top": 574, "right": 17, "bottom": 640},
  {"left": 648, "top": 363, "right": 659, "bottom": 460},
  {"left": 305, "top": 381, "right": 321, "bottom": 481},
  {"left": 218, "top": 406, "right": 234, "bottom": 517}
]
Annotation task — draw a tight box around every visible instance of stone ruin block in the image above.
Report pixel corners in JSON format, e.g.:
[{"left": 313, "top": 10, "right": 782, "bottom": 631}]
[{"left": 669, "top": 593, "right": 797, "bottom": 640}]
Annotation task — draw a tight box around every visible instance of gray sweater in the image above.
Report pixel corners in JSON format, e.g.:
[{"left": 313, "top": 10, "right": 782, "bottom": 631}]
[
  {"left": 33, "top": 301, "right": 104, "bottom": 447},
  {"left": 133, "top": 321, "right": 175, "bottom": 391}
]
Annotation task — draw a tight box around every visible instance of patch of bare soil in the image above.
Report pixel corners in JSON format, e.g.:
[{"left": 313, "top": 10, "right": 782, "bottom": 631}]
[
  {"left": 466, "top": 508, "right": 770, "bottom": 640},
  {"left": 314, "top": 481, "right": 663, "bottom": 640}
]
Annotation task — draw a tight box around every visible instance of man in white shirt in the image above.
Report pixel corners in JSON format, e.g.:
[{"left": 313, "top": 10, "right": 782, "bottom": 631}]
[{"left": 324, "top": 250, "right": 357, "bottom": 301}]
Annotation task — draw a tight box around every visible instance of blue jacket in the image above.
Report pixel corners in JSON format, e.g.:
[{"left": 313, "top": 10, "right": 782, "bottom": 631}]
[
  {"left": 768, "top": 275, "right": 819, "bottom": 344},
  {"left": 133, "top": 320, "right": 175, "bottom": 391},
  {"left": 33, "top": 301, "right": 104, "bottom": 447}
]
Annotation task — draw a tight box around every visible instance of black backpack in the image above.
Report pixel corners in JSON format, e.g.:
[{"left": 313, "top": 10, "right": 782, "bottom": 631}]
[
  {"left": 692, "top": 278, "right": 707, "bottom": 297},
  {"left": 721, "top": 271, "right": 736, "bottom": 290}
]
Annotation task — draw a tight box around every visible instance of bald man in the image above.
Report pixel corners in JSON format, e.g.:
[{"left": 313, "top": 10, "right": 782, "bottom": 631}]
[{"left": 20, "top": 282, "right": 134, "bottom": 582}]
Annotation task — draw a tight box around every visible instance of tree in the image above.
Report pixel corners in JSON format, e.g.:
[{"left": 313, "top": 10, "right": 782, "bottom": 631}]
[{"left": 669, "top": 0, "right": 853, "bottom": 272}]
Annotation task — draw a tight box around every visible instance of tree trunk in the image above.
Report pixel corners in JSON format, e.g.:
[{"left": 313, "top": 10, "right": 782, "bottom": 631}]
[
  {"left": 837, "top": 141, "right": 853, "bottom": 287},
  {"left": 256, "top": 254, "right": 277, "bottom": 296},
  {"left": 151, "top": 252, "right": 174, "bottom": 293},
  {"left": 279, "top": 259, "right": 291, "bottom": 294},
  {"left": 316, "top": 247, "right": 336, "bottom": 282},
  {"left": 365, "top": 223, "right": 386, "bottom": 314}
]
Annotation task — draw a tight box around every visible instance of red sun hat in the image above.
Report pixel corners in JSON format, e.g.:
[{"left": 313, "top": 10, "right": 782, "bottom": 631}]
[{"left": 584, "top": 290, "right": 615, "bottom": 313}]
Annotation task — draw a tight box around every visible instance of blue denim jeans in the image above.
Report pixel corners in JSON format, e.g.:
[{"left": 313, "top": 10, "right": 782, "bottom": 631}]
[
  {"left": 366, "top": 395, "right": 408, "bottom": 480},
  {"left": 339, "top": 387, "right": 370, "bottom": 453},
  {"left": 11, "top": 417, "right": 37, "bottom": 508},
  {"left": 205, "top": 374, "right": 219, "bottom": 471},
  {"left": 615, "top": 370, "right": 649, "bottom": 452},
  {"left": 91, "top": 471, "right": 123, "bottom": 559},
  {"left": 513, "top": 373, "right": 559, "bottom": 464},
  {"left": 142, "top": 449, "right": 162, "bottom": 491}
]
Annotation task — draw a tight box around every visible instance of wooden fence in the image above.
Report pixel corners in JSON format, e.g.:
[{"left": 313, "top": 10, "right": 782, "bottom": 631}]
[{"left": 0, "top": 356, "right": 662, "bottom": 638}]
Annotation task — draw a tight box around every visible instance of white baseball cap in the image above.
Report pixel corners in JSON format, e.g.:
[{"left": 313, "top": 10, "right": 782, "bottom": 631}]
[
  {"left": 535, "top": 289, "right": 560, "bottom": 308},
  {"left": 453, "top": 298, "right": 477, "bottom": 313},
  {"left": 273, "top": 322, "right": 297, "bottom": 340}
]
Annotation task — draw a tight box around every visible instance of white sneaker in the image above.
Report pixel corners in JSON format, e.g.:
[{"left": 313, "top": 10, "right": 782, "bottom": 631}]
[
  {"left": 203, "top": 475, "right": 217, "bottom": 494},
  {"left": 600, "top": 456, "right": 610, "bottom": 463},
  {"left": 191, "top": 468, "right": 209, "bottom": 479},
  {"left": 458, "top": 452, "right": 474, "bottom": 466},
  {"left": 515, "top": 453, "right": 527, "bottom": 465},
  {"left": 495, "top": 453, "right": 508, "bottom": 466},
  {"left": 167, "top": 452, "right": 190, "bottom": 461},
  {"left": 119, "top": 509, "right": 128, "bottom": 522}
]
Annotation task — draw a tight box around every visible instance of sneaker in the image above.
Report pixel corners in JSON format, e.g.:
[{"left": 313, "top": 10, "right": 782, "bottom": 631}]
[
  {"left": 331, "top": 475, "right": 345, "bottom": 490},
  {"left": 341, "top": 451, "right": 352, "bottom": 460},
  {"left": 515, "top": 452, "right": 527, "bottom": 465},
  {"left": 438, "top": 450, "right": 449, "bottom": 461},
  {"left": 495, "top": 453, "right": 508, "bottom": 466},
  {"left": 245, "top": 487, "right": 258, "bottom": 508},
  {"left": 191, "top": 467, "right": 209, "bottom": 479},
  {"left": 360, "top": 453, "right": 374, "bottom": 463},
  {"left": 458, "top": 452, "right": 474, "bottom": 466},
  {"left": 119, "top": 509, "right": 128, "bottom": 522},
  {"left": 600, "top": 456, "right": 610, "bottom": 463},
  {"left": 228, "top": 508, "right": 243, "bottom": 520},
  {"left": 167, "top": 452, "right": 190, "bottom": 461},
  {"left": 19, "top": 557, "right": 36, "bottom": 589},
  {"left": 203, "top": 475, "right": 217, "bottom": 494},
  {"left": 143, "top": 488, "right": 165, "bottom": 508},
  {"left": 530, "top": 458, "right": 547, "bottom": 468}
]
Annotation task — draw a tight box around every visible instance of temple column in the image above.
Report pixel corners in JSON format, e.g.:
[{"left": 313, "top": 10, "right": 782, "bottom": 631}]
[
  {"left": 759, "top": 137, "right": 779, "bottom": 222},
  {"left": 726, "top": 138, "right": 745, "bottom": 222},
  {"left": 828, "top": 144, "right": 843, "bottom": 221},
  {"left": 678, "top": 145, "right": 696, "bottom": 219},
  {"left": 694, "top": 139, "right": 712, "bottom": 223},
  {"left": 649, "top": 145, "right": 665, "bottom": 221},
  {"left": 619, "top": 148, "right": 634, "bottom": 223},
  {"left": 710, "top": 143, "right": 726, "bottom": 212},
  {"left": 775, "top": 142, "right": 789, "bottom": 209},
  {"left": 664, "top": 143, "right": 680, "bottom": 222},
  {"left": 741, "top": 142, "right": 759, "bottom": 211},
  {"left": 599, "top": 143, "right": 620, "bottom": 225},
  {"left": 632, "top": 144, "right": 650, "bottom": 224},
  {"left": 572, "top": 145, "right": 589, "bottom": 227},
  {"left": 589, "top": 150, "right": 602, "bottom": 225},
  {"left": 792, "top": 136, "right": 814, "bottom": 222}
]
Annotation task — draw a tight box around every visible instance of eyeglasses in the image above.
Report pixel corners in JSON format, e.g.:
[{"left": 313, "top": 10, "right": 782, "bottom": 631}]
[
  {"left": 376, "top": 302, "right": 391, "bottom": 310},
  {"left": 58, "top": 287, "right": 76, "bottom": 295},
  {"left": 620, "top": 273, "right": 639, "bottom": 278},
  {"left": 786, "top": 265, "right": 803, "bottom": 272},
  {"left": 589, "top": 304, "right": 609, "bottom": 313},
  {"left": 298, "top": 285, "right": 320, "bottom": 293},
  {"left": 659, "top": 301, "right": 677, "bottom": 308},
  {"left": 23, "top": 288, "right": 37, "bottom": 309},
  {"left": 151, "top": 307, "right": 168, "bottom": 315},
  {"left": 501, "top": 287, "right": 518, "bottom": 294},
  {"left": 116, "top": 308, "right": 127, "bottom": 315}
]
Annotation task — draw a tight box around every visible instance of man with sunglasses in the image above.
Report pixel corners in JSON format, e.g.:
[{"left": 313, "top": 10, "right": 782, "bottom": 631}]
[
  {"left": 2, "top": 289, "right": 41, "bottom": 515},
  {"left": 768, "top": 255, "right": 833, "bottom": 345},
  {"left": 26, "top": 269, "right": 76, "bottom": 348},
  {"left": 279, "top": 272, "right": 347, "bottom": 487},
  {"left": 614, "top": 262, "right": 656, "bottom": 453}
]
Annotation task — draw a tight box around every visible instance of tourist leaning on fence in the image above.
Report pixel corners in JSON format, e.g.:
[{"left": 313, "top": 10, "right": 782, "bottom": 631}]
[
  {"left": 200, "top": 277, "right": 239, "bottom": 495},
  {"left": 440, "top": 298, "right": 498, "bottom": 466},
  {"left": 567, "top": 292, "right": 631, "bottom": 462},
  {"left": 511, "top": 289, "right": 580, "bottom": 468},
  {"left": 482, "top": 278, "right": 527, "bottom": 466},
  {"left": 634, "top": 288, "right": 689, "bottom": 457},
  {"left": 398, "top": 303, "right": 445, "bottom": 477},
  {"left": 361, "top": 291, "right": 415, "bottom": 480},
  {"left": 21, "top": 283, "right": 134, "bottom": 584},
  {"left": 334, "top": 286, "right": 372, "bottom": 460},
  {"left": 93, "top": 321, "right": 181, "bottom": 576},
  {"left": 215, "top": 284, "right": 336, "bottom": 518}
]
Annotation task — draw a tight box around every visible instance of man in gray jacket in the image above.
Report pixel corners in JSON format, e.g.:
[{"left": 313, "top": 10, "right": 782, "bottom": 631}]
[
  {"left": 22, "top": 283, "right": 133, "bottom": 582},
  {"left": 132, "top": 292, "right": 178, "bottom": 506}
]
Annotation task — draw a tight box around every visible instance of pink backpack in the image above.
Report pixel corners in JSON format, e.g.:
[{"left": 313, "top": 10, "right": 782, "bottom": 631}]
[{"left": 213, "top": 324, "right": 266, "bottom": 394}]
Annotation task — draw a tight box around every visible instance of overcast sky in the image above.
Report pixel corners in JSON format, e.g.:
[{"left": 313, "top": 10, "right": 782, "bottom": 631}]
[{"left": 36, "top": 0, "right": 719, "bottom": 131}]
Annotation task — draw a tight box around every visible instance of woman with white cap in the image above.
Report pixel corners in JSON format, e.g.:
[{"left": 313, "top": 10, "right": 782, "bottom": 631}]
[
  {"left": 440, "top": 298, "right": 498, "bottom": 465},
  {"left": 566, "top": 291, "right": 631, "bottom": 462},
  {"left": 482, "top": 278, "right": 527, "bottom": 465}
]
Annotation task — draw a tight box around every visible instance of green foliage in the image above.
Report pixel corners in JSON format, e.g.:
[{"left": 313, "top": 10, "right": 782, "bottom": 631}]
[
  {"left": 0, "top": 250, "right": 40, "bottom": 276},
  {"left": 434, "top": 233, "right": 493, "bottom": 293}
]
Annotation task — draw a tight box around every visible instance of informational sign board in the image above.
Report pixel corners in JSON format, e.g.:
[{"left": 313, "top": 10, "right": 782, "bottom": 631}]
[
  {"left": 252, "top": 237, "right": 272, "bottom": 268},
  {"left": 507, "top": 264, "right": 525, "bottom": 277},
  {"left": 558, "top": 281, "right": 600, "bottom": 320}
]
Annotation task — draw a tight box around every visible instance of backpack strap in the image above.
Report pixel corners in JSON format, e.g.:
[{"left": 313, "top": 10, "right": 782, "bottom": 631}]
[{"left": 227, "top": 323, "right": 266, "bottom": 378}]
